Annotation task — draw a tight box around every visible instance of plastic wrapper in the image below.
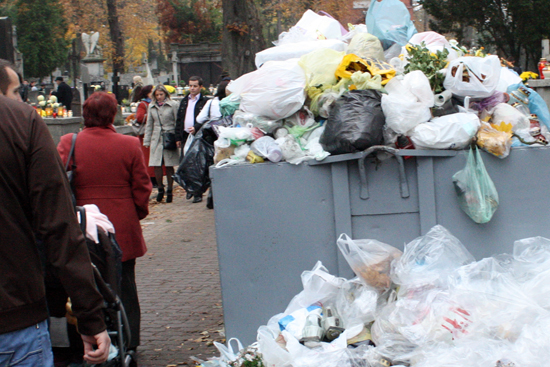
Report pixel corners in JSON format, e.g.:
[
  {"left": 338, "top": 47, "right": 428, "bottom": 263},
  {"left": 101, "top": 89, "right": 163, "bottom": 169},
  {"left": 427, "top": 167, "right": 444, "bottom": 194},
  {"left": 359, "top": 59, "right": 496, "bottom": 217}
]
[
  {"left": 255, "top": 39, "right": 347, "bottom": 69},
  {"left": 507, "top": 82, "right": 550, "bottom": 130},
  {"left": 299, "top": 48, "right": 345, "bottom": 88},
  {"left": 174, "top": 124, "right": 215, "bottom": 197},
  {"left": 470, "top": 91, "right": 509, "bottom": 113},
  {"left": 452, "top": 147, "right": 499, "bottom": 224},
  {"left": 346, "top": 33, "right": 385, "bottom": 62},
  {"left": 320, "top": 90, "right": 385, "bottom": 155},
  {"left": 476, "top": 123, "right": 512, "bottom": 159},
  {"left": 284, "top": 107, "right": 316, "bottom": 129},
  {"left": 228, "top": 59, "right": 306, "bottom": 120},
  {"left": 410, "top": 113, "right": 481, "bottom": 150},
  {"left": 392, "top": 225, "right": 475, "bottom": 290},
  {"left": 382, "top": 72, "right": 433, "bottom": 134},
  {"left": 365, "top": 0, "right": 417, "bottom": 49},
  {"left": 443, "top": 56, "right": 502, "bottom": 99},
  {"left": 213, "top": 141, "right": 235, "bottom": 164},
  {"left": 512, "top": 237, "right": 550, "bottom": 310},
  {"left": 251, "top": 136, "right": 283, "bottom": 162},
  {"left": 337, "top": 234, "right": 402, "bottom": 292}
]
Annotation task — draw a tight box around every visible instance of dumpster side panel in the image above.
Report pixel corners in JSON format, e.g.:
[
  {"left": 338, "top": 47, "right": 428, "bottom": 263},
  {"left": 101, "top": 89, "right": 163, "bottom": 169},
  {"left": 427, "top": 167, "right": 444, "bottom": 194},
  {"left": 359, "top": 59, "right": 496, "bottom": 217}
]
[
  {"left": 434, "top": 147, "right": 550, "bottom": 259},
  {"left": 211, "top": 163, "right": 337, "bottom": 345}
]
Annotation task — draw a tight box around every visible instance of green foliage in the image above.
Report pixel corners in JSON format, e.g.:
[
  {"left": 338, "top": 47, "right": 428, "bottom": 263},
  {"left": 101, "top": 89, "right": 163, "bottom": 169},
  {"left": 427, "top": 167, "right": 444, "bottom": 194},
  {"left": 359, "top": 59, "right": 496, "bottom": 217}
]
[
  {"left": 404, "top": 42, "right": 449, "bottom": 93},
  {"left": 16, "top": 0, "right": 69, "bottom": 78},
  {"left": 419, "top": 0, "right": 550, "bottom": 71}
]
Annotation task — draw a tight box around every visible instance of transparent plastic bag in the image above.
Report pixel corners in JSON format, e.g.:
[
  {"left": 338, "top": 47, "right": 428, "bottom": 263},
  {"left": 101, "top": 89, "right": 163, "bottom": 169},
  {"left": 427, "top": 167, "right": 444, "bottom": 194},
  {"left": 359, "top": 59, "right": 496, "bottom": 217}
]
[
  {"left": 452, "top": 147, "right": 499, "bottom": 224},
  {"left": 507, "top": 82, "right": 550, "bottom": 130},
  {"left": 491, "top": 103, "right": 530, "bottom": 132},
  {"left": 392, "top": 225, "right": 475, "bottom": 289},
  {"left": 410, "top": 112, "right": 481, "bottom": 150},
  {"left": 232, "top": 110, "right": 283, "bottom": 133},
  {"left": 512, "top": 237, "right": 550, "bottom": 309},
  {"left": 335, "top": 278, "right": 378, "bottom": 329},
  {"left": 251, "top": 136, "right": 283, "bottom": 162},
  {"left": 337, "top": 234, "right": 402, "bottom": 292}
]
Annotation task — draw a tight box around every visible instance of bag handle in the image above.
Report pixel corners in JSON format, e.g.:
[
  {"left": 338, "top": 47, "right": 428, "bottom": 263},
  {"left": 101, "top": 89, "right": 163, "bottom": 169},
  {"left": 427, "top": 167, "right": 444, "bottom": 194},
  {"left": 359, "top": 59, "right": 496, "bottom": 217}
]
[
  {"left": 357, "top": 145, "right": 409, "bottom": 200},
  {"left": 155, "top": 107, "right": 164, "bottom": 133},
  {"left": 65, "top": 133, "right": 78, "bottom": 172}
]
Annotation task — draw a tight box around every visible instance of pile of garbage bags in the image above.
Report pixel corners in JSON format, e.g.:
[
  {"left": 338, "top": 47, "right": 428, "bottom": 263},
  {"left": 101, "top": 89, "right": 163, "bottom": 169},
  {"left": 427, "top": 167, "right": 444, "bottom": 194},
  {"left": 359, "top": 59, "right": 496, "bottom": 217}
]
[
  {"left": 198, "top": 225, "right": 550, "bottom": 367},
  {"left": 209, "top": 2, "right": 550, "bottom": 169}
]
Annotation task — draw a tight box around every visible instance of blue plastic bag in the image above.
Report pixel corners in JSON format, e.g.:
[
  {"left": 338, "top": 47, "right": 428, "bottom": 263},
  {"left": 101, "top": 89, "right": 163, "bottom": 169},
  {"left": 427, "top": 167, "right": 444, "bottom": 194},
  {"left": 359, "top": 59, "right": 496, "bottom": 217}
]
[
  {"left": 507, "top": 83, "right": 550, "bottom": 130},
  {"left": 365, "top": 0, "right": 417, "bottom": 50}
]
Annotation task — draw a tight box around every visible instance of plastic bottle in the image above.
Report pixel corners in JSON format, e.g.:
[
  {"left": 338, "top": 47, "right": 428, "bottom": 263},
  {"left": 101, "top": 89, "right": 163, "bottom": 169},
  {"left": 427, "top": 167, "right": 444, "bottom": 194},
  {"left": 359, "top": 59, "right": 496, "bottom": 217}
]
[
  {"left": 251, "top": 136, "right": 283, "bottom": 163},
  {"left": 538, "top": 58, "right": 547, "bottom": 80}
]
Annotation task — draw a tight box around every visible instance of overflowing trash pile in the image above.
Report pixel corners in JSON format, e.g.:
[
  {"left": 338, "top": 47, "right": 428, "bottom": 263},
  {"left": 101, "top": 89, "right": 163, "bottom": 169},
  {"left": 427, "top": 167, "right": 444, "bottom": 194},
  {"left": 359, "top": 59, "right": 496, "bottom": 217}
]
[
  {"left": 205, "top": 0, "right": 550, "bottom": 169},
  {"left": 196, "top": 225, "right": 550, "bottom": 367}
]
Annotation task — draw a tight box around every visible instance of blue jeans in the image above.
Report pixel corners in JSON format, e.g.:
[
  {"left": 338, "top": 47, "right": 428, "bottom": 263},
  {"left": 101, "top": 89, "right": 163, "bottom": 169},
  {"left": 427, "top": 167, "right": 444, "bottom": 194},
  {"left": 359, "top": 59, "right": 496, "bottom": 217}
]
[{"left": 0, "top": 320, "right": 53, "bottom": 366}]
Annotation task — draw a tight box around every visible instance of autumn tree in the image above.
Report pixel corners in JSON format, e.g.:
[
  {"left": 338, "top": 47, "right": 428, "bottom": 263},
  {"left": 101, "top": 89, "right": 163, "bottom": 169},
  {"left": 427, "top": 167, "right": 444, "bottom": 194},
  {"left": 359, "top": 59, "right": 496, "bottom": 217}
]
[
  {"left": 420, "top": 0, "right": 550, "bottom": 70},
  {"left": 222, "top": 0, "right": 266, "bottom": 78},
  {"left": 16, "top": 0, "right": 69, "bottom": 78},
  {"left": 158, "top": 0, "right": 222, "bottom": 44}
]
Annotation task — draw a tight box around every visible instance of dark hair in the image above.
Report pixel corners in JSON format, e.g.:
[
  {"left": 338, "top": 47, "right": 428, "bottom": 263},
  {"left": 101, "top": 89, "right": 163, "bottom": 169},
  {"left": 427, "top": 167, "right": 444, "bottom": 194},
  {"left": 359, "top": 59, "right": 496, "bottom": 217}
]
[
  {"left": 83, "top": 92, "right": 118, "bottom": 127},
  {"left": 0, "top": 59, "right": 16, "bottom": 94},
  {"left": 189, "top": 76, "right": 203, "bottom": 86},
  {"left": 215, "top": 80, "right": 230, "bottom": 100},
  {"left": 55, "top": 76, "right": 63, "bottom": 82},
  {"left": 137, "top": 85, "right": 153, "bottom": 101},
  {"left": 131, "top": 85, "right": 143, "bottom": 103}
]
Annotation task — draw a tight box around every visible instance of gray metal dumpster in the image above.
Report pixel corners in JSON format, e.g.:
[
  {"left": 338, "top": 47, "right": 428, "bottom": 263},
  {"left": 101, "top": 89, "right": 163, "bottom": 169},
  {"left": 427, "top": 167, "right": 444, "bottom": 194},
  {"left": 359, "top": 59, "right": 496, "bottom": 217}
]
[{"left": 210, "top": 146, "right": 550, "bottom": 345}]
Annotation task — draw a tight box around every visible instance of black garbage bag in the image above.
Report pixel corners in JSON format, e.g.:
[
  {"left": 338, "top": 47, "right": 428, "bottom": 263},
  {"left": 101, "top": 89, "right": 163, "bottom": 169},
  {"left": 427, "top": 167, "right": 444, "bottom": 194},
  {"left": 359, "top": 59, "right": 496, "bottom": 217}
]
[
  {"left": 320, "top": 89, "right": 385, "bottom": 155},
  {"left": 173, "top": 123, "right": 215, "bottom": 196}
]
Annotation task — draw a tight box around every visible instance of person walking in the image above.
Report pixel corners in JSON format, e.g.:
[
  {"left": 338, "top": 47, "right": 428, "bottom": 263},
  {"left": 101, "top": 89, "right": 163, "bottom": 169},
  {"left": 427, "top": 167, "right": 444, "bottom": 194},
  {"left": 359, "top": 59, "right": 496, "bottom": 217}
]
[
  {"left": 175, "top": 76, "right": 208, "bottom": 203},
  {"left": 57, "top": 92, "right": 152, "bottom": 356},
  {"left": 195, "top": 79, "right": 230, "bottom": 126},
  {"left": 131, "top": 75, "right": 145, "bottom": 103},
  {"left": 143, "top": 84, "right": 180, "bottom": 203},
  {"left": 0, "top": 91, "right": 110, "bottom": 364},
  {"left": 134, "top": 85, "right": 158, "bottom": 187},
  {"left": 52, "top": 76, "right": 73, "bottom": 110}
]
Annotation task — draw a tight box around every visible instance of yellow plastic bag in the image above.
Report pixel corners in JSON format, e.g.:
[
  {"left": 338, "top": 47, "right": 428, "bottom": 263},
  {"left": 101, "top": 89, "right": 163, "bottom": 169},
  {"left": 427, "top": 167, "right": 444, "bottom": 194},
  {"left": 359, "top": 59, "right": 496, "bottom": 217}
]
[
  {"left": 299, "top": 49, "right": 345, "bottom": 88},
  {"left": 335, "top": 54, "right": 370, "bottom": 80},
  {"left": 335, "top": 54, "right": 395, "bottom": 86},
  {"left": 476, "top": 123, "right": 512, "bottom": 159}
]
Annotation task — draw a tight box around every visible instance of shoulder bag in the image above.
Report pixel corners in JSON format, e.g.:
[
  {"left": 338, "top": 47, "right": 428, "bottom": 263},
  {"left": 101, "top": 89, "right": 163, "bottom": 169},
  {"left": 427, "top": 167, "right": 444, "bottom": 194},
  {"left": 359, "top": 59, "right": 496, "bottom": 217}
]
[
  {"left": 156, "top": 105, "right": 177, "bottom": 150},
  {"left": 131, "top": 101, "right": 147, "bottom": 136}
]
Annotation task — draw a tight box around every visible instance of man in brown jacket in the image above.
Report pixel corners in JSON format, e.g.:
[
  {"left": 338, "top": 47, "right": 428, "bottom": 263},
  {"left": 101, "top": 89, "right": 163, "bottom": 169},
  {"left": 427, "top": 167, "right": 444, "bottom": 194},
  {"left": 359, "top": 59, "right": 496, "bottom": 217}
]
[{"left": 0, "top": 80, "right": 110, "bottom": 364}]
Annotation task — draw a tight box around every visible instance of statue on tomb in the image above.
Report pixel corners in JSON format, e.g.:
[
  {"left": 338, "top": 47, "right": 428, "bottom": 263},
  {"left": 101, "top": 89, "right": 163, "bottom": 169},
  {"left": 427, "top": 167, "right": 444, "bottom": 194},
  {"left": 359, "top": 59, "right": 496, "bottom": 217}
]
[{"left": 82, "top": 32, "right": 102, "bottom": 58}]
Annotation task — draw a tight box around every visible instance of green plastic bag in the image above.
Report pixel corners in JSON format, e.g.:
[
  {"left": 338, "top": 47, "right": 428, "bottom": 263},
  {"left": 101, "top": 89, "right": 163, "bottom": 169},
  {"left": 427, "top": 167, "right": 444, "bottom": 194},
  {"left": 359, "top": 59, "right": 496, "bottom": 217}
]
[
  {"left": 452, "top": 147, "right": 499, "bottom": 224},
  {"left": 219, "top": 94, "right": 241, "bottom": 117}
]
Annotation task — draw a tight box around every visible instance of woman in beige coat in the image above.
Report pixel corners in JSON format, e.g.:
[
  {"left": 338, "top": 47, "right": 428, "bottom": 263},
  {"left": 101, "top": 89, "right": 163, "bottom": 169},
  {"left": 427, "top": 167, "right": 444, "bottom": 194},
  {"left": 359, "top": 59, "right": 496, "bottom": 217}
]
[{"left": 143, "top": 85, "right": 180, "bottom": 203}]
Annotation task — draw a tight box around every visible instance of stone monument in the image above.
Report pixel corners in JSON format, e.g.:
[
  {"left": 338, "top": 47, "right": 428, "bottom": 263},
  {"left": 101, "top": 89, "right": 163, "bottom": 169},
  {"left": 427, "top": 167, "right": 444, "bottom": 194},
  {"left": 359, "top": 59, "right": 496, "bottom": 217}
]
[{"left": 80, "top": 32, "right": 106, "bottom": 83}]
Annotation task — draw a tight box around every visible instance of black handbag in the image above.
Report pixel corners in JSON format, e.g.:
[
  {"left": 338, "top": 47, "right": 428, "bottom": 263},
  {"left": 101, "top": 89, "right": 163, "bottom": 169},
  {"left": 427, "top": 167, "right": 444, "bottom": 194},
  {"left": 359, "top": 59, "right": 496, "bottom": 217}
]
[
  {"left": 156, "top": 107, "right": 177, "bottom": 150},
  {"left": 65, "top": 133, "right": 78, "bottom": 206}
]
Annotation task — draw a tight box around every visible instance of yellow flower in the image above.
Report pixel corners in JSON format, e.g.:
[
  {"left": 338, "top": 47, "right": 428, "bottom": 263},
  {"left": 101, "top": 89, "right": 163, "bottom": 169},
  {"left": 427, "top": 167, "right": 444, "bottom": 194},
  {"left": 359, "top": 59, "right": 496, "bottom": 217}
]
[{"left": 520, "top": 71, "right": 538, "bottom": 81}]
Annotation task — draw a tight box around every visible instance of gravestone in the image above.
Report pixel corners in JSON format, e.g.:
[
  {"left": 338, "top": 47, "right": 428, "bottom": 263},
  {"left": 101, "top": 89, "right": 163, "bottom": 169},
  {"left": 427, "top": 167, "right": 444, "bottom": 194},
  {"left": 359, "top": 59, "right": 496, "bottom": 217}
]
[{"left": 71, "top": 89, "right": 82, "bottom": 116}]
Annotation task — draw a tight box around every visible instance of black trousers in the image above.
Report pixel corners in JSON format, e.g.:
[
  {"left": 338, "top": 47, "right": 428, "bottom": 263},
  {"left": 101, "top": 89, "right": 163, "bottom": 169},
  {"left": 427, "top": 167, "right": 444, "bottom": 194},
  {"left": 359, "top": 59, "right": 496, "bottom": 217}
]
[{"left": 121, "top": 259, "right": 140, "bottom": 350}]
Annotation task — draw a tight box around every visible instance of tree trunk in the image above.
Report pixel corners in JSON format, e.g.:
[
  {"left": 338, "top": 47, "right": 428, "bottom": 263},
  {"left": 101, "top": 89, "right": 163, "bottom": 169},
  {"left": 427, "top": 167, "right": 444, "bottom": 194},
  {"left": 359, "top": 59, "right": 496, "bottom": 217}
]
[
  {"left": 106, "top": 0, "right": 124, "bottom": 99},
  {"left": 222, "top": 0, "right": 266, "bottom": 79}
]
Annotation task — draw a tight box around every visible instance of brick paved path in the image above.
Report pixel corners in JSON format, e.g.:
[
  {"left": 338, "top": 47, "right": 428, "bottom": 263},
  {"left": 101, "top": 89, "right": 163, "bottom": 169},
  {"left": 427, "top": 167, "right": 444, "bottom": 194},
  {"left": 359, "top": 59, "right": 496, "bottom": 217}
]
[{"left": 136, "top": 186, "right": 225, "bottom": 366}]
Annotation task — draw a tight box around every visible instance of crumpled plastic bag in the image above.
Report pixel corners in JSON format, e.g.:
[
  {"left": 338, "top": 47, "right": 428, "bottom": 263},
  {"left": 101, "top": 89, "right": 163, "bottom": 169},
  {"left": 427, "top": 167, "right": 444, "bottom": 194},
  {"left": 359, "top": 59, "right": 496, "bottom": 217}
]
[
  {"left": 490, "top": 103, "right": 530, "bottom": 133},
  {"left": 366, "top": 0, "right": 417, "bottom": 49},
  {"left": 335, "top": 277, "right": 378, "bottom": 330},
  {"left": 216, "top": 126, "right": 254, "bottom": 147},
  {"left": 512, "top": 237, "right": 550, "bottom": 310},
  {"left": 219, "top": 94, "right": 241, "bottom": 117},
  {"left": 337, "top": 234, "right": 402, "bottom": 293},
  {"left": 275, "top": 10, "right": 344, "bottom": 46},
  {"left": 346, "top": 32, "right": 385, "bottom": 62},
  {"left": 444, "top": 55, "right": 502, "bottom": 99},
  {"left": 452, "top": 147, "right": 499, "bottom": 224},
  {"left": 410, "top": 113, "right": 481, "bottom": 150},
  {"left": 299, "top": 48, "right": 345, "bottom": 88},
  {"left": 382, "top": 71, "right": 434, "bottom": 134},
  {"left": 508, "top": 82, "right": 550, "bottom": 130},
  {"left": 232, "top": 110, "right": 283, "bottom": 133},
  {"left": 228, "top": 59, "right": 306, "bottom": 120},
  {"left": 320, "top": 89, "right": 385, "bottom": 154},
  {"left": 476, "top": 122, "right": 512, "bottom": 159},
  {"left": 350, "top": 71, "right": 382, "bottom": 90},
  {"left": 255, "top": 39, "right": 347, "bottom": 69},
  {"left": 496, "top": 67, "right": 523, "bottom": 93},
  {"left": 250, "top": 136, "right": 283, "bottom": 162},
  {"left": 392, "top": 225, "right": 475, "bottom": 290}
]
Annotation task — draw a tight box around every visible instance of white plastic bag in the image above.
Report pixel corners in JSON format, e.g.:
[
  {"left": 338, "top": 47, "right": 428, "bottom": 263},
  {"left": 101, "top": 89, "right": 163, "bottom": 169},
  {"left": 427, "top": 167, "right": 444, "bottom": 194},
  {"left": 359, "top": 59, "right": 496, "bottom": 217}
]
[
  {"left": 251, "top": 136, "right": 283, "bottom": 162},
  {"left": 410, "top": 113, "right": 481, "bottom": 150},
  {"left": 257, "top": 326, "right": 292, "bottom": 367},
  {"left": 183, "top": 133, "right": 194, "bottom": 155},
  {"left": 335, "top": 278, "right": 378, "bottom": 329},
  {"left": 496, "top": 67, "right": 523, "bottom": 93},
  {"left": 255, "top": 39, "right": 347, "bottom": 69},
  {"left": 491, "top": 103, "right": 530, "bottom": 132},
  {"left": 444, "top": 56, "right": 501, "bottom": 98},
  {"left": 232, "top": 110, "right": 283, "bottom": 133},
  {"left": 277, "top": 10, "right": 344, "bottom": 45},
  {"left": 213, "top": 338, "right": 244, "bottom": 366},
  {"left": 382, "top": 72, "right": 433, "bottom": 134},
  {"left": 229, "top": 60, "right": 307, "bottom": 120}
]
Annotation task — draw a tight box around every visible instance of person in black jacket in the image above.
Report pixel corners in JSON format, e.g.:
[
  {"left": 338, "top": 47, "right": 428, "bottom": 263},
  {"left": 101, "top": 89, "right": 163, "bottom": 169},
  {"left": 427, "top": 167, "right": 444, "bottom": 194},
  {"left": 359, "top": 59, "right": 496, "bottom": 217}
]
[
  {"left": 52, "top": 76, "right": 73, "bottom": 110},
  {"left": 175, "top": 76, "right": 208, "bottom": 202}
]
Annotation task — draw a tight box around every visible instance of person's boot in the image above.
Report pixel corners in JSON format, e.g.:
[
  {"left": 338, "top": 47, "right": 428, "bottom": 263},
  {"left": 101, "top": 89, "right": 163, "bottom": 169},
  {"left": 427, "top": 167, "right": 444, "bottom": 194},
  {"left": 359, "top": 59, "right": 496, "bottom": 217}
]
[
  {"left": 186, "top": 191, "right": 192, "bottom": 200},
  {"left": 192, "top": 195, "right": 202, "bottom": 203},
  {"left": 151, "top": 177, "right": 158, "bottom": 189},
  {"left": 166, "top": 189, "right": 173, "bottom": 203},
  {"left": 156, "top": 188, "right": 165, "bottom": 202}
]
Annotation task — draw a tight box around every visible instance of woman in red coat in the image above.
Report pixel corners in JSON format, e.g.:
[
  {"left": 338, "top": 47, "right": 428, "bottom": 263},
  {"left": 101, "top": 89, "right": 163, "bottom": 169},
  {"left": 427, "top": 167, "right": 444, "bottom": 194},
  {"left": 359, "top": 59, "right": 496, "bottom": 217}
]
[{"left": 57, "top": 92, "right": 152, "bottom": 353}]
